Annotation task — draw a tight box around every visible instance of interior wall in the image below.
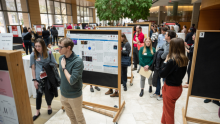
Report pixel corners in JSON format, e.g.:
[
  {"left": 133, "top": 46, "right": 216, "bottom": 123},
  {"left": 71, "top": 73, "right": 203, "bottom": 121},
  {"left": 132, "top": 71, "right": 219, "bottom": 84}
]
[{"left": 179, "top": 22, "right": 191, "bottom": 31}]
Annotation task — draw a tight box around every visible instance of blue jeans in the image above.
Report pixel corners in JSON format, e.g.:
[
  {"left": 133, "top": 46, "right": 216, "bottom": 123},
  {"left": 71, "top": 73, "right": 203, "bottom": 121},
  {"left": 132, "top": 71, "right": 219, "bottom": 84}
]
[
  {"left": 44, "top": 37, "right": 50, "bottom": 47},
  {"left": 155, "top": 77, "right": 165, "bottom": 95},
  {"left": 24, "top": 40, "right": 32, "bottom": 55}
]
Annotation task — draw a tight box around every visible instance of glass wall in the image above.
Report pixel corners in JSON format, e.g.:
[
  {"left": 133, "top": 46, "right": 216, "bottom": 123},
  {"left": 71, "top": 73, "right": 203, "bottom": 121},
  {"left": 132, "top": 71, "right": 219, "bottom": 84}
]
[
  {"left": 39, "top": 0, "right": 72, "bottom": 27},
  {"left": 0, "top": 0, "right": 30, "bottom": 33},
  {"left": 77, "top": 6, "right": 93, "bottom": 23}
]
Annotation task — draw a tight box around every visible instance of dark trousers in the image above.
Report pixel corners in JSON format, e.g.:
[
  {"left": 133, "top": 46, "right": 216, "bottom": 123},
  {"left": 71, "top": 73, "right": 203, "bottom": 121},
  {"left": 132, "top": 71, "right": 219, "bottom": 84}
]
[
  {"left": 121, "top": 66, "right": 128, "bottom": 87},
  {"left": 187, "top": 61, "right": 192, "bottom": 84},
  {"left": 133, "top": 47, "right": 139, "bottom": 68},
  {"left": 24, "top": 40, "right": 32, "bottom": 55},
  {"left": 44, "top": 37, "right": 50, "bottom": 47},
  {"left": 36, "top": 81, "right": 54, "bottom": 110},
  {"left": 53, "top": 36, "right": 58, "bottom": 45},
  {"left": 152, "top": 40, "right": 158, "bottom": 49},
  {"left": 155, "top": 77, "right": 165, "bottom": 95}
]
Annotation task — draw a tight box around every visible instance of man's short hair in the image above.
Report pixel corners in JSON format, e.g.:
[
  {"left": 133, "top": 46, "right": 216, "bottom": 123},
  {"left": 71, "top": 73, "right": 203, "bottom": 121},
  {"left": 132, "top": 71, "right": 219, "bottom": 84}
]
[
  {"left": 137, "top": 25, "right": 142, "bottom": 30},
  {"left": 59, "top": 38, "right": 74, "bottom": 50},
  {"left": 162, "top": 27, "right": 168, "bottom": 32},
  {"left": 167, "top": 30, "right": 176, "bottom": 39}
]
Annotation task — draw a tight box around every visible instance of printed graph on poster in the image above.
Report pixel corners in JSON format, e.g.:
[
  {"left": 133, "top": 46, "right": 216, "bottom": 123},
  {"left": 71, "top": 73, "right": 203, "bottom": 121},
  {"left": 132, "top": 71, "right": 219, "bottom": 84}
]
[
  {"left": 0, "top": 33, "right": 13, "bottom": 50},
  {"left": 0, "top": 70, "right": 19, "bottom": 124},
  {"left": 67, "top": 30, "right": 120, "bottom": 88}
]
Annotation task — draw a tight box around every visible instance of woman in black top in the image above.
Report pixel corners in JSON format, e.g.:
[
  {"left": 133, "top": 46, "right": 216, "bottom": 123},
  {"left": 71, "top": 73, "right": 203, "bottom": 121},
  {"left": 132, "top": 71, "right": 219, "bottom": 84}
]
[
  {"left": 42, "top": 27, "right": 50, "bottom": 47},
  {"left": 22, "top": 27, "right": 32, "bottom": 55},
  {"left": 183, "top": 33, "right": 196, "bottom": 88},
  {"left": 159, "top": 38, "right": 188, "bottom": 124}
]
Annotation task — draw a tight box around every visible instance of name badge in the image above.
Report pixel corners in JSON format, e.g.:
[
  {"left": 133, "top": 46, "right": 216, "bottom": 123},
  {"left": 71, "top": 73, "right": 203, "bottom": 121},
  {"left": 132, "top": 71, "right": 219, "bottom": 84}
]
[
  {"left": 163, "top": 39, "right": 165, "bottom": 41},
  {"left": 36, "top": 57, "right": 41, "bottom": 61},
  {"left": 144, "top": 53, "right": 147, "bottom": 55},
  {"left": 123, "top": 48, "right": 126, "bottom": 50}
]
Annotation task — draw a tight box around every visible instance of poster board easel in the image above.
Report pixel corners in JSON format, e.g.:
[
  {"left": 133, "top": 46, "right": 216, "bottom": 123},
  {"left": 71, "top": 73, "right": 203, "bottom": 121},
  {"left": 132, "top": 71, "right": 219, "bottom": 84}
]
[
  {"left": 0, "top": 50, "right": 33, "bottom": 124},
  {"left": 64, "top": 29, "right": 125, "bottom": 123},
  {"left": 96, "top": 26, "right": 134, "bottom": 85},
  {"left": 6, "top": 25, "right": 23, "bottom": 35},
  {"left": 182, "top": 30, "right": 220, "bottom": 124}
]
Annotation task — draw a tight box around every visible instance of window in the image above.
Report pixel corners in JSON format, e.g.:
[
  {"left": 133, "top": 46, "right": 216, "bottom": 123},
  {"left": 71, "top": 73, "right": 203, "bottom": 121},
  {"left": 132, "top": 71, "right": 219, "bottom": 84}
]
[
  {"left": 55, "top": 15, "right": 62, "bottom": 24},
  {"left": 66, "top": 4, "right": 71, "bottom": 15},
  {"left": 39, "top": 0, "right": 47, "bottom": 13},
  {"left": 8, "top": 12, "right": 19, "bottom": 25},
  {"left": 40, "top": 14, "right": 48, "bottom": 26},
  {"left": 18, "top": 13, "right": 30, "bottom": 27},
  {"left": 48, "top": 14, "right": 53, "bottom": 26},
  {"left": 54, "top": 2, "right": 60, "bottom": 14},
  {"left": 77, "top": 16, "right": 80, "bottom": 23},
  {"left": 47, "top": 1, "right": 54, "bottom": 14},
  {"left": 2, "top": 0, "right": 16, "bottom": 11},
  {"left": 0, "top": 12, "right": 6, "bottom": 33},
  {"left": 61, "top": 3, "right": 66, "bottom": 14},
  {"left": 16, "top": 0, "right": 28, "bottom": 12},
  {"left": 80, "top": 7, "right": 83, "bottom": 16},
  {"left": 84, "top": 17, "right": 89, "bottom": 23},
  {"left": 77, "top": 6, "right": 80, "bottom": 15},
  {"left": 62, "top": 15, "right": 67, "bottom": 23}
]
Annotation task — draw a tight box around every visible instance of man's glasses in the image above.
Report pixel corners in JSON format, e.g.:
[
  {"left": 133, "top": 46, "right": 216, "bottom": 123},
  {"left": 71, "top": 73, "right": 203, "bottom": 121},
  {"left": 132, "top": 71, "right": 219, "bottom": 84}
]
[{"left": 58, "top": 46, "right": 66, "bottom": 49}]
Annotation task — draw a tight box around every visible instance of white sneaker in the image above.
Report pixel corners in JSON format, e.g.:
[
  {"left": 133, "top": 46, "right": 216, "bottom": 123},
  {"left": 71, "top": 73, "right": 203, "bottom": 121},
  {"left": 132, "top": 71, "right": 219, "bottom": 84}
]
[
  {"left": 150, "top": 94, "right": 158, "bottom": 98},
  {"left": 157, "top": 95, "right": 163, "bottom": 101}
]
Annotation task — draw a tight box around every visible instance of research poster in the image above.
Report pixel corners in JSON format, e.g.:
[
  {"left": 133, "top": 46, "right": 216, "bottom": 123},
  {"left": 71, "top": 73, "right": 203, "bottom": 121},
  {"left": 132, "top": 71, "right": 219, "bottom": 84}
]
[
  {"left": 0, "top": 33, "right": 13, "bottom": 50},
  {"left": 8, "top": 26, "right": 21, "bottom": 37},
  {"left": 52, "top": 24, "right": 64, "bottom": 37},
  {"left": 33, "top": 25, "right": 44, "bottom": 36},
  {"left": 142, "top": 26, "right": 149, "bottom": 38},
  {"left": 0, "top": 70, "right": 19, "bottom": 124},
  {"left": 96, "top": 27, "right": 133, "bottom": 56},
  {"left": 66, "top": 32, "right": 119, "bottom": 74}
]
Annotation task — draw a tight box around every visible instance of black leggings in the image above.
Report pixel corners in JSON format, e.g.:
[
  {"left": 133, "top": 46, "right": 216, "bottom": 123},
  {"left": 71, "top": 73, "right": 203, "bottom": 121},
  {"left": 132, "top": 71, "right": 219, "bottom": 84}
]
[
  {"left": 133, "top": 47, "right": 139, "bottom": 68},
  {"left": 53, "top": 36, "right": 58, "bottom": 45},
  {"left": 187, "top": 61, "right": 192, "bottom": 84},
  {"left": 24, "top": 40, "right": 32, "bottom": 55},
  {"left": 121, "top": 66, "right": 128, "bottom": 87}
]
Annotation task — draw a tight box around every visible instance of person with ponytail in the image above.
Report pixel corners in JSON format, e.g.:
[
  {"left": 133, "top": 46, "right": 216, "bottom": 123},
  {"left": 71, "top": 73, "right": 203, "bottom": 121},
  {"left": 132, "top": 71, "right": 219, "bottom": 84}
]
[
  {"left": 159, "top": 38, "right": 188, "bottom": 124},
  {"left": 138, "top": 37, "right": 156, "bottom": 97}
]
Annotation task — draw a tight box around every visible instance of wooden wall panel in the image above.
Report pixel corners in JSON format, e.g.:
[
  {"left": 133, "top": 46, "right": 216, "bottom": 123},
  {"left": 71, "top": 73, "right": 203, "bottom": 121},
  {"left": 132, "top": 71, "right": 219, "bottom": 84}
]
[
  {"left": 28, "top": 0, "right": 41, "bottom": 26},
  {"left": 198, "top": 9, "right": 220, "bottom": 30},
  {"left": 72, "top": 4, "right": 77, "bottom": 23},
  {"left": 179, "top": 22, "right": 191, "bottom": 31},
  {"left": 201, "top": 0, "right": 220, "bottom": 10}
]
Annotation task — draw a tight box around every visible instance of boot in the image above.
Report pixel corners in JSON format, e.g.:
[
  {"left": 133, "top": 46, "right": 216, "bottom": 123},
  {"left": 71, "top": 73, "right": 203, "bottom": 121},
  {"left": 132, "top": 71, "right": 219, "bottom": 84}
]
[
  {"left": 105, "top": 89, "right": 113, "bottom": 95},
  {"left": 110, "top": 92, "right": 119, "bottom": 97},
  {"left": 149, "top": 86, "right": 152, "bottom": 93},
  {"left": 139, "top": 89, "right": 144, "bottom": 97}
]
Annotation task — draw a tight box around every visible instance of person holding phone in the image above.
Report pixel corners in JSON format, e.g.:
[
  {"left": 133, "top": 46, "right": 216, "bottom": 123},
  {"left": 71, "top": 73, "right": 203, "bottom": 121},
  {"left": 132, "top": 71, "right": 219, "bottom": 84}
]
[
  {"left": 159, "top": 38, "right": 188, "bottom": 124},
  {"left": 138, "top": 37, "right": 156, "bottom": 97},
  {"left": 30, "top": 38, "right": 57, "bottom": 121},
  {"left": 132, "top": 25, "right": 144, "bottom": 71}
]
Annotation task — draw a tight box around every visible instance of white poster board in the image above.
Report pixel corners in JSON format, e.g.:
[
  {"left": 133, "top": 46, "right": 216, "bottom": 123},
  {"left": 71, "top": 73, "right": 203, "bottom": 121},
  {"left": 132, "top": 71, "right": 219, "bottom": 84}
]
[
  {"left": 0, "top": 70, "right": 19, "bottom": 124},
  {"left": 53, "top": 24, "right": 64, "bottom": 37},
  {"left": 66, "top": 32, "right": 118, "bottom": 74},
  {"left": 142, "top": 26, "right": 149, "bottom": 38},
  {"left": 96, "top": 27, "right": 133, "bottom": 56},
  {"left": 0, "top": 33, "right": 13, "bottom": 50},
  {"left": 8, "top": 26, "right": 22, "bottom": 37}
]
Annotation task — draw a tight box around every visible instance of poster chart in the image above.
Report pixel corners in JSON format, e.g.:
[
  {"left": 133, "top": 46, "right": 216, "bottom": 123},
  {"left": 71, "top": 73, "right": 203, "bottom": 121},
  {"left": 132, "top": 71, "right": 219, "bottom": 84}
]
[
  {"left": 52, "top": 24, "right": 64, "bottom": 37},
  {"left": 97, "top": 27, "right": 133, "bottom": 56},
  {"left": 127, "top": 23, "right": 150, "bottom": 38},
  {"left": 33, "top": 24, "right": 45, "bottom": 36},
  {"left": 0, "top": 70, "right": 19, "bottom": 124},
  {"left": 66, "top": 31, "right": 119, "bottom": 75},
  {"left": 8, "top": 26, "right": 22, "bottom": 37},
  {"left": 0, "top": 33, "right": 13, "bottom": 50}
]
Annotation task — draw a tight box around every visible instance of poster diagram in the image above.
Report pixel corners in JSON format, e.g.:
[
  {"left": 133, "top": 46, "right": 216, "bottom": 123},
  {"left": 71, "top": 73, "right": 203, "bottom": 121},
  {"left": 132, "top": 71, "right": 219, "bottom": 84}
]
[
  {"left": 66, "top": 33, "right": 119, "bottom": 74},
  {"left": 0, "top": 71, "right": 19, "bottom": 124},
  {"left": 0, "top": 33, "right": 13, "bottom": 50},
  {"left": 53, "top": 25, "right": 64, "bottom": 36}
]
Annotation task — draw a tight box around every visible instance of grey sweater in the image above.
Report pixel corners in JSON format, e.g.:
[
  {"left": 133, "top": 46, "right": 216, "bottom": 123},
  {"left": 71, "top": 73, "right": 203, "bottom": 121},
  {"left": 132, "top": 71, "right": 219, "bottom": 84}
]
[{"left": 160, "top": 41, "right": 170, "bottom": 59}]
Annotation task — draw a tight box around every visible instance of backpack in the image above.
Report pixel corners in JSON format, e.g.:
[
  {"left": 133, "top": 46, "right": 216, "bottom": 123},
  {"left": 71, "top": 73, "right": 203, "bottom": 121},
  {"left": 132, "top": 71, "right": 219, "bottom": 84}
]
[
  {"left": 54, "top": 29, "right": 58, "bottom": 36},
  {"left": 49, "top": 51, "right": 61, "bottom": 87}
]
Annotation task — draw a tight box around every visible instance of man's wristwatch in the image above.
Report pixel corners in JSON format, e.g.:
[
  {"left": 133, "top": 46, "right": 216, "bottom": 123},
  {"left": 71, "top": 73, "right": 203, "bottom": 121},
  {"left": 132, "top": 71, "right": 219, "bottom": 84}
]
[
  {"left": 32, "top": 79, "right": 37, "bottom": 81},
  {"left": 62, "top": 68, "right": 66, "bottom": 72}
]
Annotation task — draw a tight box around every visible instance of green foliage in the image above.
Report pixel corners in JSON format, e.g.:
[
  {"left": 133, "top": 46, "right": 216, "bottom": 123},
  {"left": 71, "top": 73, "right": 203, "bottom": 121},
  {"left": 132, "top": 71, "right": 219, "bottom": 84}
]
[{"left": 95, "top": 0, "right": 152, "bottom": 22}]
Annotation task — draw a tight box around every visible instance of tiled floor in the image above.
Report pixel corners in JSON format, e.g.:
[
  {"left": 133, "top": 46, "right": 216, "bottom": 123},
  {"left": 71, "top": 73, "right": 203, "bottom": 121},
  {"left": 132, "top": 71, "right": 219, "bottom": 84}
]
[{"left": 45, "top": 66, "right": 220, "bottom": 124}]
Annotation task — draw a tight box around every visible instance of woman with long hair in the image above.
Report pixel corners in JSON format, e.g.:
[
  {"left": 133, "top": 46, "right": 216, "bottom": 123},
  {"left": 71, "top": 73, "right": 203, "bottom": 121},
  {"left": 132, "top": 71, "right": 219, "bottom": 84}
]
[
  {"left": 105, "top": 33, "right": 131, "bottom": 97},
  {"left": 22, "top": 27, "right": 32, "bottom": 55},
  {"left": 31, "top": 27, "right": 38, "bottom": 47},
  {"left": 160, "top": 38, "right": 188, "bottom": 124},
  {"left": 139, "top": 37, "right": 156, "bottom": 97},
  {"left": 151, "top": 28, "right": 158, "bottom": 49},
  {"left": 30, "top": 38, "right": 57, "bottom": 121}
]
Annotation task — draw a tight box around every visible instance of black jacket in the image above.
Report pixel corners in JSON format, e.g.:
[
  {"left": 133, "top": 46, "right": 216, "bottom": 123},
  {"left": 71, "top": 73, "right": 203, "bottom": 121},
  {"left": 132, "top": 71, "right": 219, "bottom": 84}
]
[
  {"left": 43, "top": 63, "right": 58, "bottom": 97},
  {"left": 23, "top": 32, "right": 32, "bottom": 40},
  {"left": 121, "top": 42, "right": 131, "bottom": 56},
  {"left": 151, "top": 49, "right": 165, "bottom": 87},
  {"left": 185, "top": 32, "right": 194, "bottom": 45},
  {"left": 51, "top": 26, "right": 58, "bottom": 36},
  {"left": 42, "top": 30, "right": 50, "bottom": 39}
]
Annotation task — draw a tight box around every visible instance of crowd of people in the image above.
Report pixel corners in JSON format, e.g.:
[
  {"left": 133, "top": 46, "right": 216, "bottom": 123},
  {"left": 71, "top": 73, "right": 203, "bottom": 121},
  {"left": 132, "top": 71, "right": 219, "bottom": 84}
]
[{"left": 24, "top": 22, "right": 220, "bottom": 124}]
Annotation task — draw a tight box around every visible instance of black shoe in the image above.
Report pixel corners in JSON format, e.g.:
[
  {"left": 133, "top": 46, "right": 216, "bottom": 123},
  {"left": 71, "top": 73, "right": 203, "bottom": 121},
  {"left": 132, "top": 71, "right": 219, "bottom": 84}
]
[
  {"left": 48, "top": 109, "right": 52, "bottom": 115},
  {"left": 124, "top": 86, "right": 127, "bottom": 91},
  {"left": 33, "top": 113, "right": 41, "bottom": 121},
  {"left": 213, "top": 100, "right": 220, "bottom": 106},
  {"left": 139, "top": 89, "right": 144, "bottom": 97},
  {"left": 90, "top": 87, "right": 94, "bottom": 92},
  {"left": 95, "top": 86, "right": 100, "bottom": 91},
  {"left": 149, "top": 86, "right": 152, "bottom": 93},
  {"left": 132, "top": 68, "right": 137, "bottom": 71},
  {"left": 204, "top": 99, "right": 211, "bottom": 103}
]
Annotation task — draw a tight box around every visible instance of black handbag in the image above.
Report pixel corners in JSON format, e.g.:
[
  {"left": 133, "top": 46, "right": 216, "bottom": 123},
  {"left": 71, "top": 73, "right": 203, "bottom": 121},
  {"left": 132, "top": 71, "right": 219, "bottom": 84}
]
[
  {"left": 49, "top": 52, "right": 61, "bottom": 87},
  {"left": 121, "top": 54, "right": 131, "bottom": 67}
]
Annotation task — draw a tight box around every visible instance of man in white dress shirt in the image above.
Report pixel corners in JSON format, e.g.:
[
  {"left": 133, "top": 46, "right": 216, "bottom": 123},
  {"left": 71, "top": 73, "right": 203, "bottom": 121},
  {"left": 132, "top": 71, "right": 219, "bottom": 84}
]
[{"left": 174, "top": 23, "right": 179, "bottom": 33}]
